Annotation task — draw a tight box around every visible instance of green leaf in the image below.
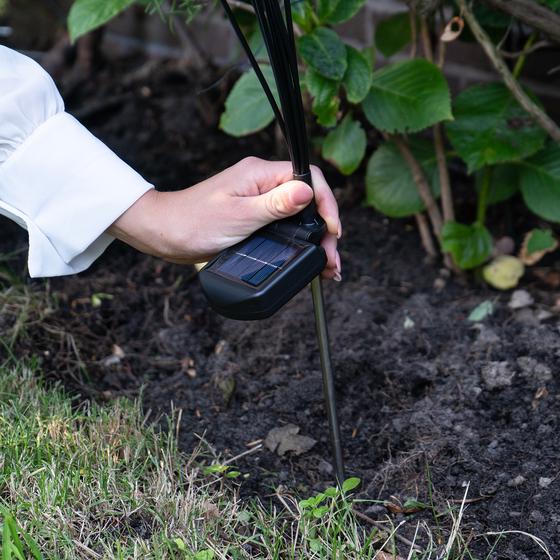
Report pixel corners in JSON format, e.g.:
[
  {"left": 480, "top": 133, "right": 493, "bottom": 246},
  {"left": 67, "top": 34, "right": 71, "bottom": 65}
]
[
  {"left": 291, "top": 0, "right": 316, "bottom": 32},
  {"left": 520, "top": 143, "right": 560, "bottom": 223},
  {"left": 445, "top": 83, "right": 547, "bottom": 173},
  {"left": 312, "top": 506, "right": 330, "bottom": 518},
  {"left": 324, "top": 486, "right": 339, "bottom": 497},
  {"left": 193, "top": 550, "right": 215, "bottom": 560},
  {"left": 68, "top": 0, "right": 136, "bottom": 42},
  {"left": 173, "top": 538, "right": 187, "bottom": 551},
  {"left": 306, "top": 69, "right": 340, "bottom": 127},
  {"left": 365, "top": 139, "right": 440, "bottom": 218},
  {"left": 526, "top": 229, "right": 557, "bottom": 255},
  {"left": 342, "top": 477, "right": 361, "bottom": 492},
  {"left": 298, "top": 28, "right": 348, "bottom": 81},
  {"left": 375, "top": 12, "right": 412, "bottom": 57},
  {"left": 220, "top": 66, "right": 278, "bottom": 137},
  {"left": 362, "top": 59, "right": 452, "bottom": 134},
  {"left": 342, "top": 45, "right": 372, "bottom": 104},
  {"left": 317, "top": 0, "right": 367, "bottom": 24},
  {"left": 441, "top": 222, "right": 493, "bottom": 269},
  {"left": 468, "top": 300, "right": 494, "bottom": 322},
  {"left": 475, "top": 164, "right": 519, "bottom": 205},
  {"left": 322, "top": 115, "right": 366, "bottom": 175}
]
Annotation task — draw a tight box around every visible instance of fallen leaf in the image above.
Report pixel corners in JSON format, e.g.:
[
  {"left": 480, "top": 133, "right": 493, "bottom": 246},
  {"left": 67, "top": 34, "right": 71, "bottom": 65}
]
[
  {"left": 468, "top": 300, "right": 494, "bottom": 322},
  {"left": 441, "top": 16, "right": 465, "bottom": 42},
  {"left": 520, "top": 229, "right": 558, "bottom": 266},
  {"left": 264, "top": 424, "right": 317, "bottom": 457},
  {"left": 482, "top": 256, "right": 525, "bottom": 290},
  {"left": 532, "top": 268, "right": 560, "bottom": 289}
]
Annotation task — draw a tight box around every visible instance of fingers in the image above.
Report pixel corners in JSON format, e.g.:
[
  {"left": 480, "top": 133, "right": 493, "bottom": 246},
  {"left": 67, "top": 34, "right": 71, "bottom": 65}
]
[
  {"left": 310, "top": 165, "right": 340, "bottom": 238},
  {"left": 234, "top": 159, "right": 340, "bottom": 235},
  {"left": 321, "top": 233, "right": 341, "bottom": 281},
  {"left": 244, "top": 180, "right": 314, "bottom": 226}
]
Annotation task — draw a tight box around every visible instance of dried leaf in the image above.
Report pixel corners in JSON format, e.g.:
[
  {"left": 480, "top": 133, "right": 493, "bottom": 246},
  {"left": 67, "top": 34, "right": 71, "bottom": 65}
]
[
  {"left": 519, "top": 229, "right": 558, "bottom": 266},
  {"left": 264, "top": 424, "right": 317, "bottom": 457},
  {"left": 441, "top": 16, "right": 464, "bottom": 42}
]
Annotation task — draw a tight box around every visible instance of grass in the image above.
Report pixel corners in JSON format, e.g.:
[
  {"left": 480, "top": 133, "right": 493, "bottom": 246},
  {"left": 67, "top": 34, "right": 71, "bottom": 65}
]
[
  {"left": 0, "top": 269, "right": 553, "bottom": 559},
  {"left": 0, "top": 363, "right": 554, "bottom": 560}
]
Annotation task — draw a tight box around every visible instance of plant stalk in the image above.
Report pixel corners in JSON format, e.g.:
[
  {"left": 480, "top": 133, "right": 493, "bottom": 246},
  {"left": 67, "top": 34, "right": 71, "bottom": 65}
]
[
  {"left": 415, "top": 213, "right": 437, "bottom": 257},
  {"left": 391, "top": 135, "right": 444, "bottom": 236},
  {"left": 512, "top": 31, "right": 537, "bottom": 80}
]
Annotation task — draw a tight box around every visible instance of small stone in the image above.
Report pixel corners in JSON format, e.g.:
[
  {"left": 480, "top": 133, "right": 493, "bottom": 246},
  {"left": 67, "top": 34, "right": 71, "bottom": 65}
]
[
  {"left": 481, "top": 361, "right": 515, "bottom": 389},
  {"left": 515, "top": 308, "right": 540, "bottom": 327},
  {"left": 404, "top": 316, "right": 415, "bottom": 329},
  {"left": 474, "top": 327, "right": 500, "bottom": 347},
  {"left": 433, "top": 277, "right": 446, "bottom": 291},
  {"left": 530, "top": 510, "right": 545, "bottom": 523},
  {"left": 537, "top": 309, "right": 553, "bottom": 322},
  {"left": 509, "top": 289, "right": 534, "bottom": 310},
  {"left": 517, "top": 357, "right": 552, "bottom": 383},
  {"left": 494, "top": 236, "right": 515, "bottom": 256},
  {"left": 539, "top": 477, "right": 553, "bottom": 488},
  {"left": 508, "top": 475, "right": 526, "bottom": 487}
]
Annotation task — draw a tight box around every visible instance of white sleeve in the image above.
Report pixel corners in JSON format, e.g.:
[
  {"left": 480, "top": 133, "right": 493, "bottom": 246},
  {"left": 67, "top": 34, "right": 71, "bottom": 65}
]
[{"left": 0, "top": 46, "right": 154, "bottom": 277}]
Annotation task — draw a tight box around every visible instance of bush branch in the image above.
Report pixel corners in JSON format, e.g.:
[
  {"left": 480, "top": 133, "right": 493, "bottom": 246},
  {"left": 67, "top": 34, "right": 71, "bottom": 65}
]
[
  {"left": 459, "top": 0, "right": 560, "bottom": 143},
  {"left": 420, "top": 18, "right": 454, "bottom": 223},
  {"left": 481, "top": 0, "right": 560, "bottom": 45},
  {"left": 391, "top": 135, "right": 443, "bottom": 236}
]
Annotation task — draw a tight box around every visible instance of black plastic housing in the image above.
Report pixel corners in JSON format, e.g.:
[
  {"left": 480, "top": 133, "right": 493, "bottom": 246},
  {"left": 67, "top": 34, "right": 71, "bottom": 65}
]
[{"left": 199, "top": 225, "right": 326, "bottom": 321}]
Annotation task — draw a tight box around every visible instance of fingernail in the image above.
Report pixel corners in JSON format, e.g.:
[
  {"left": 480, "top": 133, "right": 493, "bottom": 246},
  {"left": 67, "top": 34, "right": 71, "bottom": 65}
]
[
  {"left": 337, "top": 221, "right": 342, "bottom": 239},
  {"left": 335, "top": 252, "right": 341, "bottom": 274},
  {"left": 333, "top": 271, "right": 342, "bottom": 282}
]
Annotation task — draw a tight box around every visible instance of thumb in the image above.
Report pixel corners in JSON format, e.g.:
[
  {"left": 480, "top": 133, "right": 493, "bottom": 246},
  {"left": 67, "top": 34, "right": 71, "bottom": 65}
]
[{"left": 249, "top": 180, "right": 314, "bottom": 225}]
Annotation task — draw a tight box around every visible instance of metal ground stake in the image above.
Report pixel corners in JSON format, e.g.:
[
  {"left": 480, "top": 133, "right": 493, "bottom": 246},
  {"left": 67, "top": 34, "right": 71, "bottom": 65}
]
[{"left": 311, "top": 276, "right": 345, "bottom": 485}]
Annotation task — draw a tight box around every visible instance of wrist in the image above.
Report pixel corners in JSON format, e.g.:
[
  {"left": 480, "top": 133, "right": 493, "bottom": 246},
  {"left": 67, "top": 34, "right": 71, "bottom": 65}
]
[{"left": 108, "top": 188, "right": 167, "bottom": 257}]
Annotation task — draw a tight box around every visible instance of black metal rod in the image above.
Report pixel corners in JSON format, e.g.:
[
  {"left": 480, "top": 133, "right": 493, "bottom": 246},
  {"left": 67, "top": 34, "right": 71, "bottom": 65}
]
[{"left": 311, "top": 276, "right": 345, "bottom": 484}]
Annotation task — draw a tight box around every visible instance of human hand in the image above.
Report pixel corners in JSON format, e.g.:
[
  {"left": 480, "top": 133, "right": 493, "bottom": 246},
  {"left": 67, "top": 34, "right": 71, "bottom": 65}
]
[{"left": 109, "top": 157, "right": 341, "bottom": 280}]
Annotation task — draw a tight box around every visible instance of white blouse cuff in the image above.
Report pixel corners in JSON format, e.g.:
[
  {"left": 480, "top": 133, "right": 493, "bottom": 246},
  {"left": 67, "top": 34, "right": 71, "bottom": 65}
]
[{"left": 0, "top": 112, "right": 154, "bottom": 277}]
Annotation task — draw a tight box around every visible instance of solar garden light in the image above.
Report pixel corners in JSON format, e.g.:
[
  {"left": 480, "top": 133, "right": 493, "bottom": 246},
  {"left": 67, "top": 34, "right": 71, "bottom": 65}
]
[{"left": 199, "top": 0, "right": 345, "bottom": 484}]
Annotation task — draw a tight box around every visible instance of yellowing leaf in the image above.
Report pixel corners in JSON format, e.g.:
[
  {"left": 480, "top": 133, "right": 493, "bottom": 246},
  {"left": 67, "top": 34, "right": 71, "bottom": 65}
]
[{"left": 483, "top": 256, "right": 525, "bottom": 290}]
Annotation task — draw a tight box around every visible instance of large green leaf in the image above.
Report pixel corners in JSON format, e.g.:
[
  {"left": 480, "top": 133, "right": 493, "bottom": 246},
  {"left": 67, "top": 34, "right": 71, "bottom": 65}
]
[
  {"left": 445, "top": 83, "right": 547, "bottom": 173},
  {"left": 322, "top": 115, "right": 366, "bottom": 175},
  {"left": 375, "top": 12, "right": 412, "bottom": 57},
  {"left": 298, "top": 27, "right": 348, "bottom": 81},
  {"left": 317, "top": 0, "right": 367, "bottom": 24},
  {"left": 362, "top": 59, "right": 452, "bottom": 134},
  {"left": 68, "top": 0, "right": 136, "bottom": 41},
  {"left": 342, "top": 46, "right": 372, "bottom": 104},
  {"left": 441, "top": 222, "right": 493, "bottom": 269},
  {"left": 365, "top": 139, "right": 440, "bottom": 217},
  {"left": 219, "top": 66, "right": 278, "bottom": 137},
  {"left": 475, "top": 164, "right": 520, "bottom": 205},
  {"left": 306, "top": 69, "right": 340, "bottom": 127},
  {"left": 520, "top": 143, "right": 560, "bottom": 223}
]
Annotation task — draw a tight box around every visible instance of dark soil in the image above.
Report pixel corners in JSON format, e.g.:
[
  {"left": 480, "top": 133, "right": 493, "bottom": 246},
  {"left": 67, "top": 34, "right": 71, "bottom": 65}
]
[{"left": 2, "top": 58, "right": 560, "bottom": 558}]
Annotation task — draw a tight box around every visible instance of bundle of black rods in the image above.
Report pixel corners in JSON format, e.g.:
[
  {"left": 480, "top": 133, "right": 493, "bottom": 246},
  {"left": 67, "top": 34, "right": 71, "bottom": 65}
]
[{"left": 220, "top": 0, "right": 310, "bottom": 179}]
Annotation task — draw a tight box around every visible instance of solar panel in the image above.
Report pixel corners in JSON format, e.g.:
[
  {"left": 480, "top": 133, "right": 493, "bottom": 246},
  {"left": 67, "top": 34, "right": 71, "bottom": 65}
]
[{"left": 210, "top": 234, "right": 301, "bottom": 287}]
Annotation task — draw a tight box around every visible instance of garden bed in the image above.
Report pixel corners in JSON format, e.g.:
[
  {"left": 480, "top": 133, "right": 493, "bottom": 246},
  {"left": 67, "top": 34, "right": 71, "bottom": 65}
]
[{"left": 4, "top": 58, "right": 560, "bottom": 557}]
